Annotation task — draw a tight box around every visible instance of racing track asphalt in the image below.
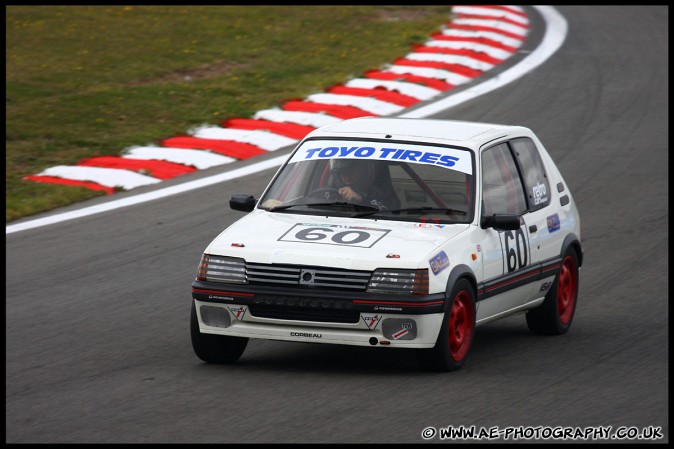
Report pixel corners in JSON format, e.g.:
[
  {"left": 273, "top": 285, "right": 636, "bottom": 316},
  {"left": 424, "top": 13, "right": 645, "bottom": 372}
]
[{"left": 5, "top": 5, "right": 668, "bottom": 443}]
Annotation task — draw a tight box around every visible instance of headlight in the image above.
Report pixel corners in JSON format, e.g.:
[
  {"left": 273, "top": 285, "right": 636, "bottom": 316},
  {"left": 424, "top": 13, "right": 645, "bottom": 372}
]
[
  {"left": 196, "top": 254, "right": 247, "bottom": 284},
  {"left": 366, "top": 269, "right": 429, "bottom": 295}
]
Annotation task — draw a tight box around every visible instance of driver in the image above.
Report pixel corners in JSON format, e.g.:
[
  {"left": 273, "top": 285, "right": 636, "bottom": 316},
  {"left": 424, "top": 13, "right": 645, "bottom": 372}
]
[{"left": 330, "top": 159, "right": 400, "bottom": 210}]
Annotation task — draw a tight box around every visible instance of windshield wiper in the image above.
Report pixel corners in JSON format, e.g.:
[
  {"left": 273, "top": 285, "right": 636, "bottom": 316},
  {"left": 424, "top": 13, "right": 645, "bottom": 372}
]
[
  {"left": 270, "top": 202, "right": 379, "bottom": 212},
  {"left": 352, "top": 207, "right": 467, "bottom": 218}
]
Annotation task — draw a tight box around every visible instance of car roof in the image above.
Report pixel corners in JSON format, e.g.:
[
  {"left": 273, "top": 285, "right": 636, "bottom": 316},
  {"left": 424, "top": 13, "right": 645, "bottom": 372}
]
[{"left": 305, "top": 117, "right": 529, "bottom": 148}]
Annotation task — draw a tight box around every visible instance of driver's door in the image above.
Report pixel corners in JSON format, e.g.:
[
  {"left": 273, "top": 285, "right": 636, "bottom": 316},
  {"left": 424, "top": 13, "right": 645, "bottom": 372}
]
[{"left": 476, "top": 142, "right": 536, "bottom": 321}]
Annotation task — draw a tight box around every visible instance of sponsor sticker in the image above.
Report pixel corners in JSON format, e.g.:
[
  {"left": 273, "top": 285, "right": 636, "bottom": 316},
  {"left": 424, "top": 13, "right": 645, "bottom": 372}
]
[
  {"left": 209, "top": 295, "right": 234, "bottom": 301},
  {"left": 382, "top": 318, "right": 417, "bottom": 340},
  {"left": 429, "top": 250, "right": 450, "bottom": 275},
  {"left": 290, "top": 332, "right": 322, "bottom": 339},
  {"left": 288, "top": 140, "right": 473, "bottom": 175},
  {"left": 414, "top": 223, "right": 447, "bottom": 229},
  {"left": 532, "top": 181, "right": 548, "bottom": 206},
  {"left": 228, "top": 306, "right": 247, "bottom": 320},
  {"left": 361, "top": 314, "right": 382, "bottom": 330},
  {"left": 547, "top": 214, "right": 561, "bottom": 233}
]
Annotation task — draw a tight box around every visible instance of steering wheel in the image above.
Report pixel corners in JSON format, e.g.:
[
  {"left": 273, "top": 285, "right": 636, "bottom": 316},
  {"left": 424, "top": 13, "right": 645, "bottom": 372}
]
[{"left": 307, "top": 187, "right": 341, "bottom": 201}]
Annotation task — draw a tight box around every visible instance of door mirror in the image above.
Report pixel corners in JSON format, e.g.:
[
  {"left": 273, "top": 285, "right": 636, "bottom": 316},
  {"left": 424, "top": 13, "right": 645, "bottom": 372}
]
[
  {"left": 481, "top": 213, "right": 521, "bottom": 231},
  {"left": 229, "top": 194, "right": 256, "bottom": 212}
]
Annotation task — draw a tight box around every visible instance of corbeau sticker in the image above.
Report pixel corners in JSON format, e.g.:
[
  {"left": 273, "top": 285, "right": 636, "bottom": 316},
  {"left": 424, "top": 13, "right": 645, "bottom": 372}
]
[
  {"left": 288, "top": 139, "right": 473, "bottom": 175},
  {"left": 547, "top": 213, "right": 561, "bottom": 233},
  {"left": 279, "top": 223, "right": 390, "bottom": 248},
  {"left": 290, "top": 332, "right": 322, "bottom": 339},
  {"left": 429, "top": 250, "right": 450, "bottom": 275}
]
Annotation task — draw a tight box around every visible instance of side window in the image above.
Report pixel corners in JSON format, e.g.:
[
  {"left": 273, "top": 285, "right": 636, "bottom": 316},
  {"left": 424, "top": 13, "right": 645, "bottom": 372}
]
[
  {"left": 510, "top": 137, "right": 550, "bottom": 211},
  {"left": 481, "top": 143, "right": 527, "bottom": 216}
]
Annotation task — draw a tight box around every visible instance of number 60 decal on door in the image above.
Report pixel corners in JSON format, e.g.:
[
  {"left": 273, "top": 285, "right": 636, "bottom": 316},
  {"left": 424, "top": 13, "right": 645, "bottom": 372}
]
[
  {"left": 278, "top": 223, "right": 391, "bottom": 248},
  {"left": 503, "top": 227, "right": 530, "bottom": 273}
]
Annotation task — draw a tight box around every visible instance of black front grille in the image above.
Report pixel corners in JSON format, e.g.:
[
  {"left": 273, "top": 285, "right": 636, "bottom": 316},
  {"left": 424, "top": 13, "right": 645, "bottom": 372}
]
[
  {"left": 248, "top": 304, "right": 360, "bottom": 324},
  {"left": 246, "top": 262, "right": 371, "bottom": 291}
]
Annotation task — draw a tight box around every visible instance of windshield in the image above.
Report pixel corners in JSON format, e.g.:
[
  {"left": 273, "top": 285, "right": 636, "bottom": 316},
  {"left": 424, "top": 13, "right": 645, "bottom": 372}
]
[{"left": 259, "top": 139, "right": 475, "bottom": 224}]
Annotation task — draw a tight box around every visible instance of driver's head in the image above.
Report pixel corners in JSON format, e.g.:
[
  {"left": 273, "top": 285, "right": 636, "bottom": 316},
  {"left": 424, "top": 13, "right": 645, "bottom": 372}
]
[{"left": 331, "top": 159, "right": 366, "bottom": 186}]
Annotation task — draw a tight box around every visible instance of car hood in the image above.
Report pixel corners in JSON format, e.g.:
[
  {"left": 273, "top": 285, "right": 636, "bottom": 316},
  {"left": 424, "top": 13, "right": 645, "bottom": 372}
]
[{"left": 205, "top": 210, "right": 470, "bottom": 270}]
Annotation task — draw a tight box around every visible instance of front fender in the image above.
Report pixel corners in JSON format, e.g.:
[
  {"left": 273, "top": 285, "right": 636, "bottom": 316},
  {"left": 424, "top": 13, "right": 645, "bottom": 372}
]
[
  {"left": 561, "top": 233, "right": 583, "bottom": 267},
  {"left": 444, "top": 264, "right": 477, "bottom": 313}
]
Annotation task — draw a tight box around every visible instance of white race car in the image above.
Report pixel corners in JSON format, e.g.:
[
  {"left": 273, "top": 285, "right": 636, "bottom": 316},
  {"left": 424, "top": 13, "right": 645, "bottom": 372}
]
[{"left": 190, "top": 117, "right": 582, "bottom": 371}]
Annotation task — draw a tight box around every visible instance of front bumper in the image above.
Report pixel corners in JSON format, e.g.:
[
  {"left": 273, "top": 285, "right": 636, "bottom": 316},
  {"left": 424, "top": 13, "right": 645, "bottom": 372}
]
[{"left": 192, "top": 281, "right": 447, "bottom": 348}]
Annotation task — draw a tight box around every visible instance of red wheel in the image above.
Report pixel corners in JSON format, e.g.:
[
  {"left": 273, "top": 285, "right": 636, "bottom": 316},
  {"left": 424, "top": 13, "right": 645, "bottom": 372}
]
[
  {"left": 526, "top": 248, "right": 580, "bottom": 335},
  {"left": 448, "top": 291, "right": 474, "bottom": 362},
  {"left": 557, "top": 255, "right": 578, "bottom": 325},
  {"left": 417, "top": 279, "right": 476, "bottom": 372}
]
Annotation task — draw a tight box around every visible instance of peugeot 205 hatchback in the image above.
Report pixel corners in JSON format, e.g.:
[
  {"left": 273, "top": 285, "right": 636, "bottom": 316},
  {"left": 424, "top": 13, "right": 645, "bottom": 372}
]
[{"left": 190, "top": 117, "right": 582, "bottom": 372}]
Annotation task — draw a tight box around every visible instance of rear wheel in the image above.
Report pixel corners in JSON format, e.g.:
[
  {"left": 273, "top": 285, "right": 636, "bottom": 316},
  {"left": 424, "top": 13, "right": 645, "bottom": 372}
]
[
  {"left": 416, "top": 279, "right": 476, "bottom": 372},
  {"left": 526, "top": 248, "right": 579, "bottom": 335},
  {"left": 190, "top": 302, "right": 248, "bottom": 364}
]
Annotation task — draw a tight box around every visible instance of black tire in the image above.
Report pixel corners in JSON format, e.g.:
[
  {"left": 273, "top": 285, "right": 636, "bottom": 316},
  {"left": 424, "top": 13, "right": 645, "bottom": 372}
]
[
  {"left": 416, "top": 278, "right": 476, "bottom": 372},
  {"left": 190, "top": 301, "right": 248, "bottom": 364},
  {"left": 526, "top": 248, "right": 579, "bottom": 335}
]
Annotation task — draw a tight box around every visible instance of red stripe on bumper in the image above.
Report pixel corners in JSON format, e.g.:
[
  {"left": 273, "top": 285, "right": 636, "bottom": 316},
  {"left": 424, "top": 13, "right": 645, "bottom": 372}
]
[
  {"left": 352, "top": 299, "right": 445, "bottom": 307},
  {"left": 192, "top": 288, "right": 255, "bottom": 297}
]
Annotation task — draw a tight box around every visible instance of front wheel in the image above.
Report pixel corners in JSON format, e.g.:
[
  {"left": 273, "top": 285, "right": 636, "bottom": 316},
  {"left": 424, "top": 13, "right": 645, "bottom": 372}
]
[
  {"left": 416, "top": 279, "right": 476, "bottom": 372},
  {"left": 526, "top": 248, "right": 579, "bottom": 335},
  {"left": 190, "top": 302, "right": 248, "bottom": 364}
]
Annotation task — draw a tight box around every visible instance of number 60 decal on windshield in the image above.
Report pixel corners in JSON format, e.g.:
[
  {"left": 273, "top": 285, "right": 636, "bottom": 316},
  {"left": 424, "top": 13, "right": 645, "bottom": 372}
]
[{"left": 279, "top": 223, "right": 391, "bottom": 248}]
